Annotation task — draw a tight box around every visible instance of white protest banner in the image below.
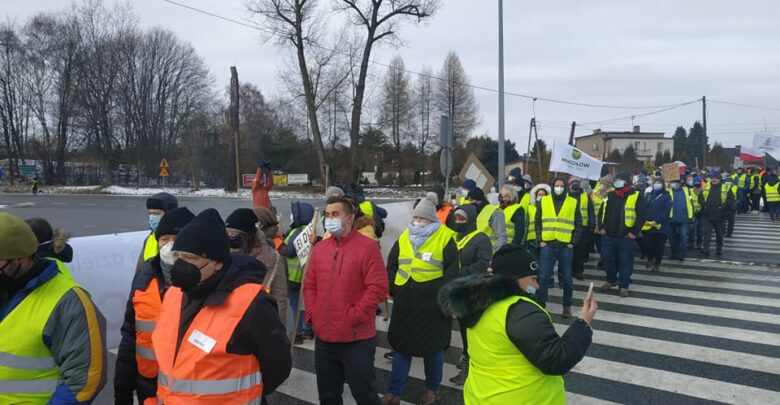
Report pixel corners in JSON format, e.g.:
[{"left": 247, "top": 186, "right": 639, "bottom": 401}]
[
  {"left": 292, "top": 222, "right": 314, "bottom": 266},
  {"left": 549, "top": 140, "right": 604, "bottom": 180},
  {"left": 753, "top": 133, "right": 780, "bottom": 154}
]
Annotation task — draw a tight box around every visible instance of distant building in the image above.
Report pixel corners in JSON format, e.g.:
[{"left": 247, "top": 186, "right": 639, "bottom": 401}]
[{"left": 575, "top": 126, "right": 673, "bottom": 161}]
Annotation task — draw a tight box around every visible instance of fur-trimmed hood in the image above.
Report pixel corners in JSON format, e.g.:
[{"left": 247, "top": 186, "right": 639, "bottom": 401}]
[
  {"left": 529, "top": 184, "right": 551, "bottom": 205},
  {"left": 438, "top": 274, "right": 527, "bottom": 328}
]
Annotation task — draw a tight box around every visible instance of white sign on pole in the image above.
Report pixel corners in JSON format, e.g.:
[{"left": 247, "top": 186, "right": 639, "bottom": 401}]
[
  {"left": 292, "top": 222, "right": 314, "bottom": 266},
  {"left": 287, "top": 174, "right": 310, "bottom": 185},
  {"left": 753, "top": 133, "right": 780, "bottom": 155},
  {"left": 549, "top": 140, "right": 604, "bottom": 181}
]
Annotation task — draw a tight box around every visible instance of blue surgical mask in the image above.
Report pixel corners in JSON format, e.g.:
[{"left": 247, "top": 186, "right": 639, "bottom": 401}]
[
  {"left": 149, "top": 214, "right": 163, "bottom": 232},
  {"left": 671, "top": 183, "right": 680, "bottom": 190},
  {"left": 525, "top": 285, "right": 536, "bottom": 296},
  {"left": 324, "top": 218, "right": 344, "bottom": 236},
  {"left": 653, "top": 183, "right": 663, "bottom": 191},
  {"left": 687, "top": 181, "right": 694, "bottom": 187},
  {"left": 613, "top": 180, "right": 625, "bottom": 189}
]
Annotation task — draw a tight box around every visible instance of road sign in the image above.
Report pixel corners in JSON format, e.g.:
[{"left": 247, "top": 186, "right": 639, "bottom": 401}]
[
  {"left": 19, "top": 165, "right": 36, "bottom": 176},
  {"left": 159, "top": 167, "right": 169, "bottom": 177},
  {"left": 440, "top": 116, "right": 453, "bottom": 149},
  {"left": 242, "top": 174, "right": 255, "bottom": 188},
  {"left": 440, "top": 148, "right": 452, "bottom": 178},
  {"left": 287, "top": 174, "right": 309, "bottom": 185},
  {"left": 159, "top": 158, "right": 169, "bottom": 169}
]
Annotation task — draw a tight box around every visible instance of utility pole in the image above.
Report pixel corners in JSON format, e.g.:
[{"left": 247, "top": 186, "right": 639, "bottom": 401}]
[
  {"left": 230, "top": 67, "right": 241, "bottom": 192},
  {"left": 497, "top": 0, "right": 506, "bottom": 182},
  {"left": 568, "top": 121, "right": 577, "bottom": 146},
  {"left": 702, "top": 96, "right": 708, "bottom": 169},
  {"left": 525, "top": 117, "right": 534, "bottom": 172}
]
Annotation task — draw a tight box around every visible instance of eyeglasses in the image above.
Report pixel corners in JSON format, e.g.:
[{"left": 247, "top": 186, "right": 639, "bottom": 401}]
[{"left": 172, "top": 251, "right": 204, "bottom": 261}]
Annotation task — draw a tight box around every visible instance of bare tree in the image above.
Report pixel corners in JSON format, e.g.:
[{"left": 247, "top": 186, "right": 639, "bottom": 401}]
[
  {"left": 415, "top": 65, "right": 434, "bottom": 155},
  {"left": 378, "top": 55, "right": 413, "bottom": 151},
  {"left": 435, "top": 50, "right": 479, "bottom": 146},
  {"left": 336, "top": 0, "right": 440, "bottom": 180},
  {"left": 0, "top": 25, "right": 31, "bottom": 184}
]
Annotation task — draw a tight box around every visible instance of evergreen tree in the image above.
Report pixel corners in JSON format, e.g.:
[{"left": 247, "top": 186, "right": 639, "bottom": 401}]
[
  {"left": 607, "top": 148, "right": 622, "bottom": 163},
  {"left": 620, "top": 145, "right": 641, "bottom": 172},
  {"left": 654, "top": 151, "right": 664, "bottom": 166},
  {"left": 686, "top": 121, "right": 709, "bottom": 168},
  {"left": 663, "top": 150, "right": 672, "bottom": 164},
  {"left": 672, "top": 126, "right": 688, "bottom": 162}
]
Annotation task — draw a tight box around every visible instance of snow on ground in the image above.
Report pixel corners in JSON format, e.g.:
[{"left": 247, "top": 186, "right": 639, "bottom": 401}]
[{"left": 45, "top": 185, "right": 421, "bottom": 200}]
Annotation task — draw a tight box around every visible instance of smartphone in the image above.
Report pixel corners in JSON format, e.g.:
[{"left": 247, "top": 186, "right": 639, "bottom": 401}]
[{"left": 586, "top": 282, "right": 594, "bottom": 302}]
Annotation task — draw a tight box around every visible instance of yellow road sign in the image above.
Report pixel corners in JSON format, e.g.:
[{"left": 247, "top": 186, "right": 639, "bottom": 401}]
[
  {"left": 159, "top": 167, "right": 169, "bottom": 177},
  {"left": 160, "top": 158, "right": 169, "bottom": 169}
]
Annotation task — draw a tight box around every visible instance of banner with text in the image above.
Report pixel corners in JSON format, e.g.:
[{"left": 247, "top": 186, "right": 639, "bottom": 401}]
[{"left": 549, "top": 140, "right": 604, "bottom": 181}]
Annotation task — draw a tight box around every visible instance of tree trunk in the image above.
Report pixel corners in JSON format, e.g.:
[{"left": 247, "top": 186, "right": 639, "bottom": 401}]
[{"left": 349, "top": 32, "right": 375, "bottom": 182}]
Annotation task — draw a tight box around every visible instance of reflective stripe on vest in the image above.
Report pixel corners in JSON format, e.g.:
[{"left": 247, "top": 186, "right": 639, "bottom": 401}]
[
  {"left": 502, "top": 204, "right": 523, "bottom": 242},
  {"left": 540, "top": 195, "right": 577, "bottom": 243},
  {"left": 525, "top": 204, "right": 537, "bottom": 242},
  {"left": 284, "top": 228, "right": 305, "bottom": 283},
  {"left": 359, "top": 200, "right": 374, "bottom": 217},
  {"left": 577, "top": 192, "right": 590, "bottom": 226},
  {"left": 152, "top": 283, "right": 264, "bottom": 405},
  {"left": 476, "top": 205, "right": 499, "bottom": 247},
  {"left": 0, "top": 263, "right": 76, "bottom": 404},
  {"left": 395, "top": 226, "right": 453, "bottom": 286},
  {"left": 133, "top": 277, "right": 162, "bottom": 379},
  {"left": 464, "top": 295, "right": 565, "bottom": 405},
  {"left": 766, "top": 182, "right": 780, "bottom": 202},
  {"left": 600, "top": 192, "right": 640, "bottom": 228},
  {"left": 668, "top": 187, "right": 693, "bottom": 220},
  {"left": 143, "top": 233, "right": 158, "bottom": 261}
]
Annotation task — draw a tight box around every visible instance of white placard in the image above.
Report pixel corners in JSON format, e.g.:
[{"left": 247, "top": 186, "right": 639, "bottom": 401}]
[
  {"left": 292, "top": 222, "right": 314, "bottom": 266},
  {"left": 287, "top": 174, "right": 310, "bottom": 185}
]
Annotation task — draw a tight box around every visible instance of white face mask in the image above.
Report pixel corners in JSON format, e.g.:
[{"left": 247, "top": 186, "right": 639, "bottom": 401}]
[
  {"left": 324, "top": 218, "right": 345, "bottom": 236},
  {"left": 554, "top": 186, "right": 565, "bottom": 195},
  {"left": 159, "top": 242, "right": 175, "bottom": 266},
  {"left": 653, "top": 183, "right": 663, "bottom": 191},
  {"left": 460, "top": 188, "right": 469, "bottom": 196},
  {"left": 614, "top": 180, "right": 625, "bottom": 189}
]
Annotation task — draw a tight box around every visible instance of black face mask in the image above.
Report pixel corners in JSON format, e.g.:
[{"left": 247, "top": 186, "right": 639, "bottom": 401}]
[
  {"left": 453, "top": 223, "right": 468, "bottom": 233},
  {"left": 570, "top": 185, "right": 581, "bottom": 192},
  {"left": 229, "top": 236, "right": 242, "bottom": 249},
  {"left": 170, "top": 259, "right": 207, "bottom": 292},
  {"left": 0, "top": 260, "right": 20, "bottom": 290}
]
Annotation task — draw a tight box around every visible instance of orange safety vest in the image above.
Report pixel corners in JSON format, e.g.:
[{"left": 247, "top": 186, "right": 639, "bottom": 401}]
[
  {"left": 133, "top": 278, "right": 163, "bottom": 381},
  {"left": 152, "top": 283, "right": 265, "bottom": 405},
  {"left": 437, "top": 205, "right": 453, "bottom": 225},
  {"left": 273, "top": 236, "right": 284, "bottom": 251}
]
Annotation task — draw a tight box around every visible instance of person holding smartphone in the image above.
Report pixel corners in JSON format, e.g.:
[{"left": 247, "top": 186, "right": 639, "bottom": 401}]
[{"left": 438, "top": 244, "right": 597, "bottom": 405}]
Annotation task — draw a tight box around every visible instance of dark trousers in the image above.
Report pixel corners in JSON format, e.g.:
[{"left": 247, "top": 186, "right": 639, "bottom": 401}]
[
  {"left": 688, "top": 216, "right": 703, "bottom": 247},
  {"left": 315, "top": 338, "right": 380, "bottom": 405},
  {"left": 702, "top": 218, "right": 725, "bottom": 252},
  {"left": 573, "top": 230, "right": 594, "bottom": 276},
  {"left": 645, "top": 233, "right": 667, "bottom": 265},
  {"left": 602, "top": 236, "right": 635, "bottom": 289},
  {"left": 751, "top": 194, "right": 761, "bottom": 212},
  {"left": 459, "top": 321, "right": 469, "bottom": 356},
  {"left": 768, "top": 202, "right": 780, "bottom": 221},
  {"left": 668, "top": 222, "right": 688, "bottom": 259},
  {"left": 726, "top": 210, "right": 736, "bottom": 236}
]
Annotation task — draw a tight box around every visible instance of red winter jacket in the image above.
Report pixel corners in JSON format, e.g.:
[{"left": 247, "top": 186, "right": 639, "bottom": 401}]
[{"left": 304, "top": 230, "right": 388, "bottom": 343}]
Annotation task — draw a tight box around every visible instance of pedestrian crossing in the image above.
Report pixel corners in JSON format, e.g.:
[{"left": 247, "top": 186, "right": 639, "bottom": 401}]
[{"left": 269, "top": 213, "right": 780, "bottom": 405}]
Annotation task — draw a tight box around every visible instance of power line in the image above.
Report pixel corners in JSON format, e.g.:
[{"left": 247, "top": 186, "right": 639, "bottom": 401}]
[
  {"left": 709, "top": 99, "right": 780, "bottom": 112},
  {"left": 578, "top": 99, "right": 702, "bottom": 126},
  {"left": 159, "top": 0, "right": 699, "bottom": 111}
]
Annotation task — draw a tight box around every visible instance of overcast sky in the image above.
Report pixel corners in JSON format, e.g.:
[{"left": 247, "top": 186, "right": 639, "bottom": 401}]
[{"left": 6, "top": 0, "right": 780, "bottom": 152}]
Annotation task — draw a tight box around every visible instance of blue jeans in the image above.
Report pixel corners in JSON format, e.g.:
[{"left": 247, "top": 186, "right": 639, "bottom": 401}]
[
  {"left": 688, "top": 217, "right": 702, "bottom": 247},
  {"left": 668, "top": 222, "right": 688, "bottom": 259},
  {"left": 737, "top": 189, "right": 749, "bottom": 213},
  {"left": 387, "top": 351, "right": 444, "bottom": 395},
  {"left": 770, "top": 202, "right": 780, "bottom": 221},
  {"left": 288, "top": 282, "right": 312, "bottom": 337},
  {"left": 538, "top": 245, "right": 573, "bottom": 308},
  {"left": 602, "top": 236, "right": 635, "bottom": 289}
]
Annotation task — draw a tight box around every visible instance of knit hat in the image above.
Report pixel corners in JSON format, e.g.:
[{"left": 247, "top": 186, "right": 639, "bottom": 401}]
[
  {"left": 491, "top": 244, "right": 538, "bottom": 280},
  {"left": 462, "top": 179, "right": 477, "bottom": 191},
  {"left": 25, "top": 217, "right": 53, "bottom": 243},
  {"left": 522, "top": 174, "right": 533, "bottom": 185},
  {"left": 156, "top": 207, "right": 195, "bottom": 240},
  {"left": 710, "top": 172, "right": 722, "bottom": 180},
  {"left": 616, "top": 172, "right": 631, "bottom": 183},
  {"left": 508, "top": 167, "right": 522, "bottom": 179},
  {"left": 146, "top": 192, "right": 178, "bottom": 213},
  {"left": 173, "top": 208, "right": 230, "bottom": 264},
  {"left": 425, "top": 192, "right": 439, "bottom": 206},
  {"left": 0, "top": 213, "right": 38, "bottom": 260},
  {"left": 412, "top": 197, "right": 438, "bottom": 222},
  {"left": 325, "top": 186, "right": 344, "bottom": 198},
  {"left": 225, "top": 208, "right": 259, "bottom": 234},
  {"left": 453, "top": 208, "right": 468, "bottom": 221},
  {"left": 467, "top": 188, "right": 486, "bottom": 202},
  {"left": 568, "top": 177, "right": 582, "bottom": 185}
]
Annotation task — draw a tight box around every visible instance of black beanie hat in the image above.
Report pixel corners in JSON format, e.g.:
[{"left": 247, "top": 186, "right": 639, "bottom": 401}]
[
  {"left": 225, "top": 208, "right": 258, "bottom": 234},
  {"left": 172, "top": 208, "right": 230, "bottom": 264},
  {"left": 467, "top": 188, "right": 486, "bottom": 202},
  {"left": 146, "top": 192, "right": 178, "bottom": 213},
  {"left": 616, "top": 172, "right": 632, "bottom": 183},
  {"left": 156, "top": 207, "right": 195, "bottom": 240},
  {"left": 491, "top": 244, "right": 538, "bottom": 280}
]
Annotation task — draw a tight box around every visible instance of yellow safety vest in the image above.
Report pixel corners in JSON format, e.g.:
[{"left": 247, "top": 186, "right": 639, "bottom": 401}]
[
  {"left": 395, "top": 226, "right": 453, "bottom": 286},
  {"left": 518, "top": 193, "right": 530, "bottom": 210},
  {"left": 668, "top": 187, "right": 693, "bottom": 220},
  {"left": 476, "top": 205, "right": 499, "bottom": 248},
  {"left": 458, "top": 196, "right": 469, "bottom": 207},
  {"left": 592, "top": 192, "right": 605, "bottom": 219},
  {"left": 540, "top": 195, "right": 577, "bottom": 243},
  {"left": 359, "top": 200, "right": 374, "bottom": 217},
  {"left": 576, "top": 192, "right": 590, "bottom": 226},
  {"left": 455, "top": 229, "right": 481, "bottom": 251},
  {"left": 502, "top": 204, "right": 523, "bottom": 243},
  {"left": 0, "top": 266, "right": 78, "bottom": 404},
  {"left": 703, "top": 183, "right": 728, "bottom": 204},
  {"left": 766, "top": 182, "right": 780, "bottom": 203},
  {"left": 465, "top": 295, "right": 565, "bottom": 405},
  {"left": 736, "top": 173, "right": 748, "bottom": 189},
  {"left": 526, "top": 204, "right": 538, "bottom": 242},
  {"left": 751, "top": 174, "right": 760, "bottom": 190},
  {"left": 600, "top": 192, "right": 640, "bottom": 228},
  {"left": 284, "top": 227, "right": 306, "bottom": 283},
  {"left": 143, "top": 233, "right": 158, "bottom": 261},
  {"left": 45, "top": 257, "right": 74, "bottom": 280}
]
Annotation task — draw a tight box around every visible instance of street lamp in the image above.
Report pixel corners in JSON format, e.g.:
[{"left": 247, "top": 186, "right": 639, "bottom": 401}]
[{"left": 498, "top": 0, "right": 506, "bottom": 183}]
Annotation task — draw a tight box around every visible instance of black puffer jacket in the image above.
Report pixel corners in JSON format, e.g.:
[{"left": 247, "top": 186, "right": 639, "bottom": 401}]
[
  {"left": 439, "top": 275, "right": 592, "bottom": 375},
  {"left": 387, "top": 229, "right": 459, "bottom": 357},
  {"left": 453, "top": 204, "right": 492, "bottom": 278}
]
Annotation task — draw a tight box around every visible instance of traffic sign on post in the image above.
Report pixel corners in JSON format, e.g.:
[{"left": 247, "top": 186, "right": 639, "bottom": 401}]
[
  {"left": 159, "top": 158, "right": 169, "bottom": 169},
  {"left": 159, "top": 167, "right": 169, "bottom": 177}
]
